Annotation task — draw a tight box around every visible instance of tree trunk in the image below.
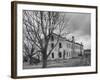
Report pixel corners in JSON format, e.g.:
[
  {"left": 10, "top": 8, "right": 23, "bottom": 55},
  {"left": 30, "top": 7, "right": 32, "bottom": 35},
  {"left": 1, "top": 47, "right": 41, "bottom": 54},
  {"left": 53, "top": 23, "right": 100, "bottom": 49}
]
[
  {"left": 42, "top": 51, "right": 47, "bottom": 68},
  {"left": 29, "top": 56, "right": 33, "bottom": 65}
]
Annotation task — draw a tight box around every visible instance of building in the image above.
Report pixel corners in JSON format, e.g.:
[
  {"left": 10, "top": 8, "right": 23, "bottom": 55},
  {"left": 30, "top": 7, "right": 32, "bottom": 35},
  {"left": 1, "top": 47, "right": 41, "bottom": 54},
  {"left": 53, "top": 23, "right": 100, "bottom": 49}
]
[
  {"left": 23, "top": 33, "right": 84, "bottom": 62},
  {"left": 84, "top": 49, "right": 91, "bottom": 56},
  {"left": 47, "top": 33, "right": 84, "bottom": 60}
]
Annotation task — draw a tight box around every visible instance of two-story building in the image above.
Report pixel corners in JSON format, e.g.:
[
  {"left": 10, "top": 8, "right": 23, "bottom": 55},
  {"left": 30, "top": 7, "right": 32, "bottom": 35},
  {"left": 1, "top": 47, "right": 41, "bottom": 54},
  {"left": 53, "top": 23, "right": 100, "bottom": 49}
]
[
  {"left": 23, "top": 33, "right": 84, "bottom": 62},
  {"left": 47, "top": 33, "right": 84, "bottom": 60}
]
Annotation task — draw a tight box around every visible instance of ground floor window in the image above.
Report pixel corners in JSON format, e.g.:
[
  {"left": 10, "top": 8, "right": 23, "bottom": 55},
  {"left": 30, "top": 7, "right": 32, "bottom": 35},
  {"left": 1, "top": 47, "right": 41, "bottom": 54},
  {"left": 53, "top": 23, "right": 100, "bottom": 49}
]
[
  {"left": 67, "top": 52, "right": 68, "bottom": 57},
  {"left": 52, "top": 52, "right": 54, "bottom": 58},
  {"left": 58, "top": 52, "right": 62, "bottom": 58},
  {"left": 63, "top": 50, "right": 65, "bottom": 59}
]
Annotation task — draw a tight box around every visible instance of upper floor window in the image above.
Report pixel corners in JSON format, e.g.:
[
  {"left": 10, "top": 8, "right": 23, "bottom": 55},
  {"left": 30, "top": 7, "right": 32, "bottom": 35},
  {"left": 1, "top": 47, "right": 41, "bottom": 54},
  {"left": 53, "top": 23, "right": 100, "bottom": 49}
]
[
  {"left": 69, "top": 44, "right": 70, "bottom": 48},
  {"left": 51, "top": 35, "right": 54, "bottom": 41},
  {"left": 59, "top": 42, "right": 62, "bottom": 48},
  {"left": 69, "top": 43, "right": 71, "bottom": 48},
  {"left": 51, "top": 43, "right": 54, "bottom": 49},
  {"left": 67, "top": 43, "right": 70, "bottom": 48},
  {"left": 67, "top": 52, "right": 68, "bottom": 56}
]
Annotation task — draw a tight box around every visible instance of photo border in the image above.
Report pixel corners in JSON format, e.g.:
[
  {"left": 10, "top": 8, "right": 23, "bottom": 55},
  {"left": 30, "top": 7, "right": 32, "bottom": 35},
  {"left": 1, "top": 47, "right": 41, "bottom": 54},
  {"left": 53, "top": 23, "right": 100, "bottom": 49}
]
[{"left": 11, "top": 1, "right": 98, "bottom": 79}]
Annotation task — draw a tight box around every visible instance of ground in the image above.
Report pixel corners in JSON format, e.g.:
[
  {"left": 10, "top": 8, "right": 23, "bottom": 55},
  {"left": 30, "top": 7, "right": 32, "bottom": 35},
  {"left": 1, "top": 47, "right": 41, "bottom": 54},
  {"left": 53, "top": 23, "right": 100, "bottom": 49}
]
[{"left": 23, "top": 55, "right": 91, "bottom": 69}]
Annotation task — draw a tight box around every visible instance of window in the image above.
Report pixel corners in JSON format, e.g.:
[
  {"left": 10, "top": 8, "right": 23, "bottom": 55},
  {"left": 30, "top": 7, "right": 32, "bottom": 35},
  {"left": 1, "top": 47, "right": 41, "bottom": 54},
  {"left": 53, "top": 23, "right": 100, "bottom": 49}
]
[
  {"left": 67, "top": 43, "right": 69, "bottom": 48},
  {"left": 52, "top": 52, "right": 54, "bottom": 58},
  {"left": 51, "top": 43, "right": 54, "bottom": 48},
  {"left": 76, "top": 46, "right": 77, "bottom": 49},
  {"left": 58, "top": 52, "right": 62, "bottom": 58},
  {"left": 63, "top": 50, "right": 65, "bottom": 54},
  {"left": 69, "top": 52, "right": 70, "bottom": 57},
  {"left": 51, "top": 35, "right": 54, "bottom": 41},
  {"left": 59, "top": 42, "right": 62, "bottom": 48},
  {"left": 67, "top": 52, "right": 68, "bottom": 56},
  {"left": 63, "top": 50, "right": 65, "bottom": 59},
  {"left": 69, "top": 44, "right": 70, "bottom": 48},
  {"left": 69, "top": 44, "right": 71, "bottom": 48}
]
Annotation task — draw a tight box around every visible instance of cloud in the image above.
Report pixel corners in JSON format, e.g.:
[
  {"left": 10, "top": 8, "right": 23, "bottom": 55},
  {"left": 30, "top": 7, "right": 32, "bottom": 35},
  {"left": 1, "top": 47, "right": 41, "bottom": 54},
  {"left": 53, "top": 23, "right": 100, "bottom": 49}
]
[{"left": 63, "top": 12, "right": 91, "bottom": 49}]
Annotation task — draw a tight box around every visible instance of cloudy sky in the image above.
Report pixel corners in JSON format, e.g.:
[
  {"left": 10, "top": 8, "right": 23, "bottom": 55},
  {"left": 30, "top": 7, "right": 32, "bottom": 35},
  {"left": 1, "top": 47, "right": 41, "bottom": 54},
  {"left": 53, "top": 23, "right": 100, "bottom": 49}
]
[{"left": 63, "top": 12, "right": 91, "bottom": 49}]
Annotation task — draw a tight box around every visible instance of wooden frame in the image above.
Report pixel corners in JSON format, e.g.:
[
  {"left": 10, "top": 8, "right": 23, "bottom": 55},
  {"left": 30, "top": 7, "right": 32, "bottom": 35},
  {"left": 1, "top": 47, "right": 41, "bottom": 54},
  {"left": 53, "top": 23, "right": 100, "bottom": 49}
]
[{"left": 11, "top": 1, "right": 98, "bottom": 79}]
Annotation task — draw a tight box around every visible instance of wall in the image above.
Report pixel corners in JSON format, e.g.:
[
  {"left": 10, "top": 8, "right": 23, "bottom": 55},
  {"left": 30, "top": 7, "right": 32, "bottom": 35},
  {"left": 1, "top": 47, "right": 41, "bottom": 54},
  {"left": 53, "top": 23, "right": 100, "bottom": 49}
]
[{"left": 0, "top": 0, "right": 99, "bottom": 80}]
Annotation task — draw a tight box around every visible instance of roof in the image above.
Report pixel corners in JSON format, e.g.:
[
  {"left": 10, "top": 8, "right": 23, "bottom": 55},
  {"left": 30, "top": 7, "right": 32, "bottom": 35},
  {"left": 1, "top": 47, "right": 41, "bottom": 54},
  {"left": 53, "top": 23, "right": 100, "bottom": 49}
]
[
  {"left": 52, "top": 33, "right": 83, "bottom": 46},
  {"left": 84, "top": 49, "right": 91, "bottom": 52}
]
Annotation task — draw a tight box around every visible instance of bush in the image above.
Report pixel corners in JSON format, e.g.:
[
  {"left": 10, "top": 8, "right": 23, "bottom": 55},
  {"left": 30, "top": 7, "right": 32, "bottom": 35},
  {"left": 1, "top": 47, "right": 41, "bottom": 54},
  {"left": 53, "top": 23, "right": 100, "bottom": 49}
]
[
  {"left": 78, "top": 54, "right": 82, "bottom": 56},
  {"left": 23, "top": 56, "right": 28, "bottom": 62},
  {"left": 30, "top": 57, "right": 40, "bottom": 65}
]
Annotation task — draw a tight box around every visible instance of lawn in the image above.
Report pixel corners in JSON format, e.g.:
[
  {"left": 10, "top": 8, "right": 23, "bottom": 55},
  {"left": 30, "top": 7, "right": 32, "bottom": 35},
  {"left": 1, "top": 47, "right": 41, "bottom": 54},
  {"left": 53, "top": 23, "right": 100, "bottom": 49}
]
[{"left": 23, "top": 55, "right": 91, "bottom": 69}]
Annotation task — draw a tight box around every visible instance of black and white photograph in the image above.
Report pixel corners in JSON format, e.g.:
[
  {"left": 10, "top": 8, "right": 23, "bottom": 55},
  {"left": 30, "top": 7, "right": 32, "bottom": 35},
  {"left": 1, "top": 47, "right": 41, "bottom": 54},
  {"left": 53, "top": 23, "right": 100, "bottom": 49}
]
[
  {"left": 11, "top": 1, "right": 97, "bottom": 78},
  {"left": 23, "top": 10, "right": 91, "bottom": 69}
]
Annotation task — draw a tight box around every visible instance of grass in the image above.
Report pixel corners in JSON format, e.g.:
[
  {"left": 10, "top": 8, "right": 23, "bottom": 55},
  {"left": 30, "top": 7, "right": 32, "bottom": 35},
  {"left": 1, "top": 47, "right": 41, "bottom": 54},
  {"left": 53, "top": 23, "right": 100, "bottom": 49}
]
[{"left": 23, "top": 55, "right": 91, "bottom": 69}]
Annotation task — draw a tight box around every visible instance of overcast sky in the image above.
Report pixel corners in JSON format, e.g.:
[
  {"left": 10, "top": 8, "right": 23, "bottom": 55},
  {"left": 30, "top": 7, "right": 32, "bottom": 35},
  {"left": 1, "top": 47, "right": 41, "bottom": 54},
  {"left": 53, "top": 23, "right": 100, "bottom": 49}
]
[
  {"left": 23, "top": 10, "right": 91, "bottom": 49},
  {"left": 63, "top": 12, "right": 91, "bottom": 49}
]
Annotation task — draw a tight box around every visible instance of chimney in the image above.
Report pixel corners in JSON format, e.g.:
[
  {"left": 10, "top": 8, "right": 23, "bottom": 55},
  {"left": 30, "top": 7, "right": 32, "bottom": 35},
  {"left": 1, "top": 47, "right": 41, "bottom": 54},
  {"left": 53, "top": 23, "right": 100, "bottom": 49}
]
[{"left": 72, "top": 36, "right": 75, "bottom": 42}]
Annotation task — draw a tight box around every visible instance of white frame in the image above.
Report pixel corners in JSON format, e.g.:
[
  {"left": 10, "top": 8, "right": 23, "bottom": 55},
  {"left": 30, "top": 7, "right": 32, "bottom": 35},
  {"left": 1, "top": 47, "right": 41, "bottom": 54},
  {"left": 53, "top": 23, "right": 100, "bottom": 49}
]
[{"left": 11, "top": 1, "right": 97, "bottom": 78}]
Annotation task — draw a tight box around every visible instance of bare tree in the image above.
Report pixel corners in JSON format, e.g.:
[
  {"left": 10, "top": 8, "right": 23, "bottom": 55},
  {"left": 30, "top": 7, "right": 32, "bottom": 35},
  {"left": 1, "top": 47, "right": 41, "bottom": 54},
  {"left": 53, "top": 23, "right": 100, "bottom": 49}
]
[
  {"left": 23, "top": 10, "right": 66, "bottom": 68},
  {"left": 23, "top": 23, "right": 41, "bottom": 65},
  {"left": 23, "top": 35, "right": 41, "bottom": 65}
]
